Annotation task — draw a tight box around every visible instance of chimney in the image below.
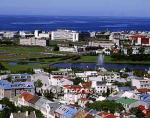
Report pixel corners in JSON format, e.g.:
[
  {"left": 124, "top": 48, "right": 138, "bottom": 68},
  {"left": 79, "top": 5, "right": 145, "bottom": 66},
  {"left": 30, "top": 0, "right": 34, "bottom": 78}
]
[{"left": 25, "top": 111, "right": 29, "bottom": 117}]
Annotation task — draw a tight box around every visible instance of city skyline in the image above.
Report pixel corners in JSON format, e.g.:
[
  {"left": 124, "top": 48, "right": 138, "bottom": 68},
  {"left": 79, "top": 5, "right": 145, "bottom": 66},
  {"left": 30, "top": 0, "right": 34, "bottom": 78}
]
[{"left": 0, "top": 0, "right": 150, "bottom": 17}]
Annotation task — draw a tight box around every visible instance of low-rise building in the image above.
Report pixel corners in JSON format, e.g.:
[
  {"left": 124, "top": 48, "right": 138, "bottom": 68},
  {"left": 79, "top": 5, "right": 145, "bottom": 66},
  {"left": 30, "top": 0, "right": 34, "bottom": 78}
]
[
  {"left": 20, "top": 38, "right": 49, "bottom": 46},
  {"left": 131, "top": 77, "right": 150, "bottom": 89}
]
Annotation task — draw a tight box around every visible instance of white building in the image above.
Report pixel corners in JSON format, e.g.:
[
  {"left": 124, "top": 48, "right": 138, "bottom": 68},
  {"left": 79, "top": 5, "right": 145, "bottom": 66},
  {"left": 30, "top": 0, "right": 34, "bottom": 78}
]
[
  {"left": 19, "top": 31, "right": 34, "bottom": 38},
  {"left": 34, "top": 30, "right": 50, "bottom": 39},
  {"left": 131, "top": 77, "right": 150, "bottom": 89},
  {"left": 59, "top": 46, "right": 77, "bottom": 53},
  {"left": 3, "top": 31, "right": 17, "bottom": 38},
  {"left": 20, "top": 38, "right": 48, "bottom": 46},
  {"left": 51, "top": 30, "right": 79, "bottom": 42}
]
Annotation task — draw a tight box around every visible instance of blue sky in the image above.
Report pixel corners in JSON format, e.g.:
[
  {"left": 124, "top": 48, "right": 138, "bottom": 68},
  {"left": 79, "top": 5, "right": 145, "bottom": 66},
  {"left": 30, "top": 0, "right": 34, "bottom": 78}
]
[{"left": 0, "top": 0, "right": 150, "bottom": 17}]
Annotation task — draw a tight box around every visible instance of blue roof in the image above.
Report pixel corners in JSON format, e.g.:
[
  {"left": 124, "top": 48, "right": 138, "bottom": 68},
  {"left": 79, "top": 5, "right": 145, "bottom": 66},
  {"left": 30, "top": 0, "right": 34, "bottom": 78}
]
[
  {"left": 118, "top": 87, "right": 132, "bottom": 91},
  {"left": 0, "top": 80, "right": 11, "bottom": 90},
  {"left": 140, "top": 94, "right": 150, "bottom": 100},
  {"left": 0, "top": 80, "right": 34, "bottom": 89},
  {"left": 63, "top": 106, "right": 78, "bottom": 118}
]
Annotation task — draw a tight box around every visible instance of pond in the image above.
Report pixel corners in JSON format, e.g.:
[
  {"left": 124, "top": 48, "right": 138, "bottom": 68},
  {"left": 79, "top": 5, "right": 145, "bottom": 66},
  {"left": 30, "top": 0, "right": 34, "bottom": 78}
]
[{"left": 51, "top": 62, "right": 150, "bottom": 71}]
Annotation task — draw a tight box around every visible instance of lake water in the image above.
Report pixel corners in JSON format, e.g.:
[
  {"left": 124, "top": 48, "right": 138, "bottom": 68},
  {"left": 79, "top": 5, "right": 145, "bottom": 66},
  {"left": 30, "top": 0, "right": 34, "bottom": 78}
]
[{"left": 51, "top": 62, "right": 150, "bottom": 71}]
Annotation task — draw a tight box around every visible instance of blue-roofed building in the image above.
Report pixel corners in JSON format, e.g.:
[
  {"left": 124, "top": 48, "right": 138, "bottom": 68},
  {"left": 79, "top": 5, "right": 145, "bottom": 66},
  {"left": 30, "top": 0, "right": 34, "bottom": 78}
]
[
  {"left": 116, "top": 87, "right": 132, "bottom": 92},
  {"left": 0, "top": 80, "right": 35, "bottom": 99},
  {"left": 55, "top": 105, "right": 78, "bottom": 118},
  {"left": 0, "top": 80, "right": 12, "bottom": 99}
]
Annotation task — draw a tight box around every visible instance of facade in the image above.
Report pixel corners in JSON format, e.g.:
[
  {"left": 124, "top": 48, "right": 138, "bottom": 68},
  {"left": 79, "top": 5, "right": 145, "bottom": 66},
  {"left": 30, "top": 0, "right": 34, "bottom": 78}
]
[
  {"left": 129, "top": 35, "right": 150, "bottom": 46},
  {"left": 34, "top": 30, "right": 50, "bottom": 39},
  {"left": 51, "top": 30, "right": 79, "bottom": 42},
  {"left": 131, "top": 77, "right": 150, "bottom": 89},
  {"left": 89, "top": 40, "right": 114, "bottom": 49},
  {"left": 0, "top": 80, "right": 34, "bottom": 99},
  {"left": 20, "top": 38, "right": 48, "bottom": 46}
]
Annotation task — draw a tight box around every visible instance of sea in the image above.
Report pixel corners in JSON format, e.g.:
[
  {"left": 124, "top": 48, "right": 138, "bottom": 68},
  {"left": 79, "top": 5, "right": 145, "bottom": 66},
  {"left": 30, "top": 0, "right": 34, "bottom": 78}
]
[{"left": 0, "top": 15, "right": 150, "bottom": 32}]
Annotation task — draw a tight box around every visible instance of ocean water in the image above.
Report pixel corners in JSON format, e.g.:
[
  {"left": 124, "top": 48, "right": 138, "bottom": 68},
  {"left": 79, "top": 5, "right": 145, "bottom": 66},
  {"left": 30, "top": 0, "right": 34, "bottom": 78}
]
[{"left": 0, "top": 15, "right": 150, "bottom": 31}]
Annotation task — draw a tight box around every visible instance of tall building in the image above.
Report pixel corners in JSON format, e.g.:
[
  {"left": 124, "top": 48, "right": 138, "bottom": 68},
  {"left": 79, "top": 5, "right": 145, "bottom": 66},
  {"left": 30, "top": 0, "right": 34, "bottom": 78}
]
[{"left": 51, "top": 29, "right": 79, "bottom": 42}]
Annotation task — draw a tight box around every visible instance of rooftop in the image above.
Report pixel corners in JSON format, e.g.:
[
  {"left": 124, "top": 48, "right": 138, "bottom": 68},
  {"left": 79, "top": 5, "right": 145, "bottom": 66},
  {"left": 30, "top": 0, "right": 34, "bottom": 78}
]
[{"left": 116, "top": 97, "right": 137, "bottom": 105}]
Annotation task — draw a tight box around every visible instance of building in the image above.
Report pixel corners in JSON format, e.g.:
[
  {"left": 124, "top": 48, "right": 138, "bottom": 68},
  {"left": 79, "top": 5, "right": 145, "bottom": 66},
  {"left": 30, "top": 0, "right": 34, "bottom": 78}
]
[
  {"left": 19, "top": 31, "right": 34, "bottom": 38},
  {"left": 54, "top": 105, "right": 78, "bottom": 118},
  {"left": 129, "top": 35, "right": 150, "bottom": 46},
  {"left": 10, "top": 111, "right": 36, "bottom": 118},
  {"left": 116, "top": 97, "right": 138, "bottom": 111},
  {"left": 10, "top": 74, "right": 32, "bottom": 82},
  {"left": 51, "top": 30, "right": 79, "bottom": 42},
  {"left": 20, "top": 38, "right": 49, "bottom": 46},
  {"left": 34, "top": 30, "right": 50, "bottom": 39},
  {"left": 0, "top": 80, "right": 35, "bottom": 99},
  {"left": 89, "top": 40, "right": 114, "bottom": 49},
  {"left": 131, "top": 77, "right": 150, "bottom": 89}
]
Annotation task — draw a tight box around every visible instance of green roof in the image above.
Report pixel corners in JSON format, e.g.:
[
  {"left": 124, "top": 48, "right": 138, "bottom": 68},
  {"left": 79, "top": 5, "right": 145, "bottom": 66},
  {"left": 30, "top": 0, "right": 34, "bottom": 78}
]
[{"left": 116, "top": 97, "right": 137, "bottom": 105}]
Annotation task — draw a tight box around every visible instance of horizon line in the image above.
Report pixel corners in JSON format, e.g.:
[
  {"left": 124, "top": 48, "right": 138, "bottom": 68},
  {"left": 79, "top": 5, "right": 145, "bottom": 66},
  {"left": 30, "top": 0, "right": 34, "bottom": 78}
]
[{"left": 0, "top": 14, "right": 150, "bottom": 19}]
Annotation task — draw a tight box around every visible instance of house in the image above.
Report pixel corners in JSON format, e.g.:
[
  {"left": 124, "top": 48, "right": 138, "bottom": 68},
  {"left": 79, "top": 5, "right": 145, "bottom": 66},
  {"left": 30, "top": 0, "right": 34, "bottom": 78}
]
[
  {"left": 54, "top": 105, "right": 78, "bottom": 118},
  {"left": 0, "top": 80, "right": 12, "bottom": 99},
  {"left": 63, "top": 85, "right": 91, "bottom": 104},
  {"left": 10, "top": 74, "right": 32, "bottom": 82},
  {"left": 10, "top": 111, "right": 36, "bottom": 118},
  {"left": 73, "top": 109, "right": 97, "bottom": 118},
  {"left": 131, "top": 77, "right": 150, "bottom": 89},
  {"left": 0, "top": 80, "right": 35, "bottom": 99},
  {"left": 116, "top": 87, "right": 132, "bottom": 93},
  {"left": 116, "top": 97, "right": 138, "bottom": 111},
  {"left": 50, "top": 71, "right": 74, "bottom": 87},
  {"left": 91, "top": 80, "right": 108, "bottom": 95},
  {"left": 18, "top": 92, "right": 34, "bottom": 106},
  {"left": 121, "top": 91, "right": 140, "bottom": 100},
  {"left": 97, "top": 112, "right": 117, "bottom": 118},
  {"left": 138, "top": 105, "right": 150, "bottom": 116}
]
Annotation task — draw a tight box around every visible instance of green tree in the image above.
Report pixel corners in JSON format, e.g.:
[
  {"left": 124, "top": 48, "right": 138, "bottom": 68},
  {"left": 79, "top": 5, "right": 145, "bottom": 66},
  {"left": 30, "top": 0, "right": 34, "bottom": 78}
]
[
  {"left": 43, "top": 91, "right": 54, "bottom": 101},
  {"left": 87, "top": 100, "right": 124, "bottom": 113},
  {"left": 53, "top": 45, "right": 59, "bottom": 51},
  {"left": 133, "top": 70, "right": 145, "bottom": 77},
  {"left": 130, "top": 107, "right": 145, "bottom": 118},
  {"left": 6, "top": 76, "right": 13, "bottom": 82},
  {"left": 34, "top": 79, "right": 43, "bottom": 88},
  {"left": 72, "top": 77, "right": 84, "bottom": 85},
  {"left": 127, "top": 47, "right": 133, "bottom": 56},
  {"left": 139, "top": 46, "right": 145, "bottom": 55}
]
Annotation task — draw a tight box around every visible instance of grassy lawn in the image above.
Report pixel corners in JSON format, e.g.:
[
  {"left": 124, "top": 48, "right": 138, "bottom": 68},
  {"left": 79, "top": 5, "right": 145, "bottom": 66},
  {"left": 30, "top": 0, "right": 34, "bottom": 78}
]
[
  {"left": 1, "top": 62, "right": 48, "bottom": 73},
  {"left": 78, "top": 55, "right": 97, "bottom": 62},
  {"left": 77, "top": 55, "right": 150, "bottom": 64}
]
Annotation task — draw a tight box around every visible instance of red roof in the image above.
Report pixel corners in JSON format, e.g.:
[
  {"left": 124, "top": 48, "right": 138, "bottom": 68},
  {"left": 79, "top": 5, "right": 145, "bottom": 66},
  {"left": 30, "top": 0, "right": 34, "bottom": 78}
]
[
  {"left": 19, "top": 92, "right": 34, "bottom": 102},
  {"left": 98, "top": 112, "right": 116, "bottom": 118},
  {"left": 130, "top": 35, "right": 146, "bottom": 39},
  {"left": 64, "top": 85, "right": 81, "bottom": 89},
  {"left": 137, "top": 88, "right": 150, "bottom": 93},
  {"left": 138, "top": 105, "right": 150, "bottom": 116}
]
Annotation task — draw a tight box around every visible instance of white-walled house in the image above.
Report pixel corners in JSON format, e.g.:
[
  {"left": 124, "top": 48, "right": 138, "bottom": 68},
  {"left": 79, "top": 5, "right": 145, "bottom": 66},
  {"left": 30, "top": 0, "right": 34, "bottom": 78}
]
[{"left": 131, "top": 77, "right": 150, "bottom": 89}]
